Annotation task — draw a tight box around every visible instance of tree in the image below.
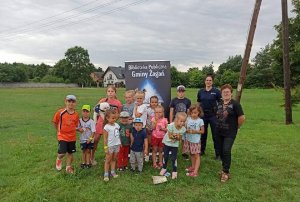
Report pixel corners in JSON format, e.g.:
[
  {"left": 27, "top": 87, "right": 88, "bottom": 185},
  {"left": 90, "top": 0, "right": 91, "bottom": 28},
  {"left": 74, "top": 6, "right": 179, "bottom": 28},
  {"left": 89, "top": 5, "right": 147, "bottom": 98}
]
[
  {"left": 64, "top": 46, "right": 96, "bottom": 87},
  {"left": 217, "top": 55, "right": 243, "bottom": 75}
]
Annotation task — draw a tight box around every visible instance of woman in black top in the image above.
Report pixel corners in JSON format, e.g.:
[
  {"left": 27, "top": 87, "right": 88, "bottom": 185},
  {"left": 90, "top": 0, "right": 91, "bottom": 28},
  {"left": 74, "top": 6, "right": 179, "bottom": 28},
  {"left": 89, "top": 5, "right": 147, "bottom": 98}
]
[{"left": 215, "top": 84, "right": 245, "bottom": 182}]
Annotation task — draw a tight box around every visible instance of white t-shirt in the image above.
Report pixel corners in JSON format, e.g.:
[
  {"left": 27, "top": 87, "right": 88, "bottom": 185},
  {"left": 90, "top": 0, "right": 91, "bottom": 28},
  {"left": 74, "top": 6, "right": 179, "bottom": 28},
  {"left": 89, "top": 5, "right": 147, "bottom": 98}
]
[
  {"left": 79, "top": 118, "right": 96, "bottom": 143},
  {"left": 133, "top": 104, "right": 147, "bottom": 128},
  {"left": 104, "top": 123, "right": 121, "bottom": 147}
]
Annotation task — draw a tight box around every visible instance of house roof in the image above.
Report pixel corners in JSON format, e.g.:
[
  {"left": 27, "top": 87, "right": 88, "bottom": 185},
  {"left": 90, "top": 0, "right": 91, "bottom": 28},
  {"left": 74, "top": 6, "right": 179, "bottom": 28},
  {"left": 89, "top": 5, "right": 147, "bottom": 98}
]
[{"left": 104, "top": 66, "right": 125, "bottom": 79}]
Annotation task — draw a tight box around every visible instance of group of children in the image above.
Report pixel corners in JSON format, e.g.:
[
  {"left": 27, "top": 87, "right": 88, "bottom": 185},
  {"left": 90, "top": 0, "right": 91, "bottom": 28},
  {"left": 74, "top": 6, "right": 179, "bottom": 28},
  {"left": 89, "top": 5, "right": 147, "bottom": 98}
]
[{"left": 53, "top": 85, "right": 205, "bottom": 181}]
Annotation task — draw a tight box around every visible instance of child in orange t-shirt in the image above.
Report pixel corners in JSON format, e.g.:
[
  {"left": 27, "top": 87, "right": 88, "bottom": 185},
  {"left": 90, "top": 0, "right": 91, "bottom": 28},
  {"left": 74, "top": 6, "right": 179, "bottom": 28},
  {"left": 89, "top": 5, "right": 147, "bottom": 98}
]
[{"left": 52, "top": 95, "right": 80, "bottom": 174}]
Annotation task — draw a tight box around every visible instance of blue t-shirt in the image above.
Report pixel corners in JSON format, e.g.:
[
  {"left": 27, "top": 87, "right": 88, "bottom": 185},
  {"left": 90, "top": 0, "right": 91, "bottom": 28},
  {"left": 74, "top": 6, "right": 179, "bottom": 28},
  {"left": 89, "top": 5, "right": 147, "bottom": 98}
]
[
  {"left": 131, "top": 128, "right": 147, "bottom": 152},
  {"left": 162, "top": 123, "right": 186, "bottom": 147},
  {"left": 122, "top": 103, "right": 135, "bottom": 117},
  {"left": 186, "top": 117, "right": 204, "bottom": 143},
  {"left": 197, "top": 87, "right": 221, "bottom": 117}
]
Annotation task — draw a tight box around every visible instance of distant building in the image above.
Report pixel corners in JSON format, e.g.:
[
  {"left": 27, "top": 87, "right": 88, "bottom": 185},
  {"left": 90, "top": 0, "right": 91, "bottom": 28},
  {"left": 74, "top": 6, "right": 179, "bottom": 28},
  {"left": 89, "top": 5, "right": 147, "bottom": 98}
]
[
  {"left": 103, "top": 66, "right": 125, "bottom": 87},
  {"left": 90, "top": 72, "right": 104, "bottom": 88}
]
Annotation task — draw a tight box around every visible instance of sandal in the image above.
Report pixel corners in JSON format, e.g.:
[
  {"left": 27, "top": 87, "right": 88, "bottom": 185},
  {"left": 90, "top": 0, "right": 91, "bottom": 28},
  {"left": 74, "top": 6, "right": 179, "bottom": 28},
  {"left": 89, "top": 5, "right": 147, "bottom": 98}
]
[
  {"left": 221, "top": 172, "right": 230, "bottom": 182},
  {"left": 185, "top": 166, "right": 194, "bottom": 172},
  {"left": 153, "top": 163, "right": 159, "bottom": 169},
  {"left": 186, "top": 172, "right": 198, "bottom": 177}
]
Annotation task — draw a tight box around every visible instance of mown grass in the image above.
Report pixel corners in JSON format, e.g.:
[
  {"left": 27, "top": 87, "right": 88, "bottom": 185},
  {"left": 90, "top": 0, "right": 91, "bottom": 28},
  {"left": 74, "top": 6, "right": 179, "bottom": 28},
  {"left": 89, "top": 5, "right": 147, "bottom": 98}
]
[{"left": 0, "top": 88, "right": 299, "bottom": 201}]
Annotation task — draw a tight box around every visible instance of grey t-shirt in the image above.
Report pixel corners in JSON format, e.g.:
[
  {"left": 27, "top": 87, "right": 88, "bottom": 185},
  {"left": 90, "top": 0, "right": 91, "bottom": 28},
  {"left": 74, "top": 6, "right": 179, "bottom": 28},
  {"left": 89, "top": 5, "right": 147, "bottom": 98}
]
[{"left": 79, "top": 118, "right": 96, "bottom": 143}]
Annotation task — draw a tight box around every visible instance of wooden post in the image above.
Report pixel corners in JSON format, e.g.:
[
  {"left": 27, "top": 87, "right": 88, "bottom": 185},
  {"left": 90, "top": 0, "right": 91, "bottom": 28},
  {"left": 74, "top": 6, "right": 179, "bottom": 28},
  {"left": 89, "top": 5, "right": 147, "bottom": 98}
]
[
  {"left": 236, "top": 0, "right": 262, "bottom": 102},
  {"left": 281, "top": 0, "right": 293, "bottom": 124}
]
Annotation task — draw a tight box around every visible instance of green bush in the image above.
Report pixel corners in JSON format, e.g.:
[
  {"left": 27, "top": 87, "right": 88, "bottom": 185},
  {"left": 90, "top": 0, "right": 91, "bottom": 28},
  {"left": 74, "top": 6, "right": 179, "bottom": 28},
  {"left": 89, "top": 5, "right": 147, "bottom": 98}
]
[{"left": 40, "top": 75, "right": 64, "bottom": 83}]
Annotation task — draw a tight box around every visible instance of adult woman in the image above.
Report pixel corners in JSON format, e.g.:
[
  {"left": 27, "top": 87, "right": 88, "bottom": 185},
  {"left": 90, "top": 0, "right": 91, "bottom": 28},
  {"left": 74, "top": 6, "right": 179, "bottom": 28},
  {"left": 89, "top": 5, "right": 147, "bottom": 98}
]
[
  {"left": 197, "top": 74, "right": 221, "bottom": 159},
  {"left": 215, "top": 84, "right": 245, "bottom": 182}
]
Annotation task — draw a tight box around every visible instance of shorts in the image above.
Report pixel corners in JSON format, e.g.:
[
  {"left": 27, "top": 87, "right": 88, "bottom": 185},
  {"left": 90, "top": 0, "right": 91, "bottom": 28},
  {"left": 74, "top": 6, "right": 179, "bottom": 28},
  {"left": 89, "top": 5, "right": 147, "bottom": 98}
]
[
  {"left": 80, "top": 142, "right": 94, "bottom": 150},
  {"left": 108, "top": 145, "right": 120, "bottom": 154},
  {"left": 151, "top": 136, "right": 164, "bottom": 148},
  {"left": 183, "top": 141, "right": 201, "bottom": 155},
  {"left": 58, "top": 141, "right": 76, "bottom": 154}
]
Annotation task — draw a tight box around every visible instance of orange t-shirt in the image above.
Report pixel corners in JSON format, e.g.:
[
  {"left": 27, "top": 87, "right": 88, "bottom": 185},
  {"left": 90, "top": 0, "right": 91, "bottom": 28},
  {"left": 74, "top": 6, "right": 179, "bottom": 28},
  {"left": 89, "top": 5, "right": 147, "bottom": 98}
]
[{"left": 53, "top": 108, "right": 79, "bottom": 142}]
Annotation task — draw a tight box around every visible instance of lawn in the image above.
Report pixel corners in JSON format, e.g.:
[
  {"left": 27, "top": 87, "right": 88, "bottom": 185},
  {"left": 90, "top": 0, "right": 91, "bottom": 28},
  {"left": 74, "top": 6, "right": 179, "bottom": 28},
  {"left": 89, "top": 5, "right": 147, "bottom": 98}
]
[{"left": 0, "top": 88, "right": 299, "bottom": 201}]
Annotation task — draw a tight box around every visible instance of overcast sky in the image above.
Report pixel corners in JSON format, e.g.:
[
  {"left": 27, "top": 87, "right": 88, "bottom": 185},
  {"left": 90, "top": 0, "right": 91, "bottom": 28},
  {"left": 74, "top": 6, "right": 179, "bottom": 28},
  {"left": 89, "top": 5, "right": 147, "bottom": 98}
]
[{"left": 0, "top": 0, "right": 294, "bottom": 72}]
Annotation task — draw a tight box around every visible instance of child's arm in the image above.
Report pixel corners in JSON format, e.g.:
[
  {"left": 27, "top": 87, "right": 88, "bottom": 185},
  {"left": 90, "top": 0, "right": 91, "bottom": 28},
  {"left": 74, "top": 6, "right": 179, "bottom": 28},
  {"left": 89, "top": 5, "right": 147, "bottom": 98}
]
[
  {"left": 143, "top": 138, "right": 148, "bottom": 156},
  {"left": 169, "top": 108, "right": 174, "bottom": 123},
  {"left": 130, "top": 133, "right": 134, "bottom": 146},
  {"left": 103, "top": 129, "right": 108, "bottom": 153}
]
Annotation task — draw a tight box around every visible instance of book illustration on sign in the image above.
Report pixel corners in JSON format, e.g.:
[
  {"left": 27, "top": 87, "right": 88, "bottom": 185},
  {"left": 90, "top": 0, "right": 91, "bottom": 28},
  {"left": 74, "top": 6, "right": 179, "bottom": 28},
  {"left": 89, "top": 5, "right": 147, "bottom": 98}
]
[{"left": 137, "top": 80, "right": 164, "bottom": 104}]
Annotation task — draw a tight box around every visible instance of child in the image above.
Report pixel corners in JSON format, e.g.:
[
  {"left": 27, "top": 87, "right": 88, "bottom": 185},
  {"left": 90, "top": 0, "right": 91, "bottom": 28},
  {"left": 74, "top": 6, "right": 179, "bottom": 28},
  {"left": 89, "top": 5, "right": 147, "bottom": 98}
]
[
  {"left": 93, "top": 86, "right": 122, "bottom": 165},
  {"left": 160, "top": 112, "right": 187, "bottom": 179},
  {"left": 117, "top": 111, "right": 133, "bottom": 171},
  {"left": 132, "top": 90, "right": 147, "bottom": 127},
  {"left": 146, "top": 96, "right": 159, "bottom": 159},
  {"left": 103, "top": 109, "right": 121, "bottom": 181},
  {"left": 184, "top": 104, "right": 204, "bottom": 177},
  {"left": 169, "top": 85, "right": 191, "bottom": 160},
  {"left": 130, "top": 118, "right": 148, "bottom": 173},
  {"left": 122, "top": 90, "right": 136, "bottom": 122},
  {"left": 79, "top": 105, "right": 96, "bottom": 169},
  {"left": 151, "top": 105, "right": 168, "bottom": 169},
  {"left": 53, "top": 95, "right": 79, "bottom": 174}
]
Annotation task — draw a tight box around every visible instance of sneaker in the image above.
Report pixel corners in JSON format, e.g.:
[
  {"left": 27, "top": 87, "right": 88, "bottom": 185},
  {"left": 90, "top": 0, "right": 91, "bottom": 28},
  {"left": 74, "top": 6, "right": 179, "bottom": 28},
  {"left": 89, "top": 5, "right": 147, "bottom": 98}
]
[
  {"left": 66, "top": 166, "right": 74, "bottom": 174},
  {"left": 80, "top": 163, "right": 86, "bottom": 169},
  {"left": 91, "top": 159, "right": 97, "bottom": 166},
  {"left": 186, "top": 172, "right": 198, "bottom": 177},
  {"left": 124, "top": 166, "right": 129, "bottom": 170},
  {"left": 86, "top": 164, "right": 92, "bottom": 168},
  {"left": 145, "top": 155, "right": 150, "bottom": 162},
  {"left": 103, "top": 176, "right": 109, "bottom": 181},
  {"left": 111, "top": 173, "right": 119, "bottom": 178},
  {"left": 56, "top": 158, "right": 62, "bottom": 171},
  {"left": 159, "top": 168, "right": 167, "bottom": 176},
  {"left": 172, "top": 172, "right": 177, "bottom": 179},
  {"left": 185, "top": 166, "right": 194, "bottom": 172}
]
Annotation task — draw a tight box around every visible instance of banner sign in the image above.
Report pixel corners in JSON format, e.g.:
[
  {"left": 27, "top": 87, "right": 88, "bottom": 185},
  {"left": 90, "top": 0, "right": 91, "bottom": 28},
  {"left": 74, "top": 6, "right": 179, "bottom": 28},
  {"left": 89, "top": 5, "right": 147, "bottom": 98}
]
[{"left": 124, "top": 60, "right": 171, "bottom": 114}]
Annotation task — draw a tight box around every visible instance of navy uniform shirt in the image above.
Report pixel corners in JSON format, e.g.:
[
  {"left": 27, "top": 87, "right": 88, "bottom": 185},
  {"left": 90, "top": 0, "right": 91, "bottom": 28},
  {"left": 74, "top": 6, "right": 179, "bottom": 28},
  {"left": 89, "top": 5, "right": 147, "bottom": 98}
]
[
  {"left": 197, "top": 87, "right": 221, "bottom": 117},
  {"left": 131, "top": 128, "right": 147, "bottom": 152}
]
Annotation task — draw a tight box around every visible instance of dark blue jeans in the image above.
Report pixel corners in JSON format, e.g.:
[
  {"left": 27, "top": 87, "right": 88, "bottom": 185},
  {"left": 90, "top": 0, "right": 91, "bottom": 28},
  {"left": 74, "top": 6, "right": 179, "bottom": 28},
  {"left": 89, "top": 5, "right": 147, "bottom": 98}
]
[
  {"left": 201, "top": 116, "right": 220, "bottom": 156},
  {"left": 216, "top": 135, "right": 236, "bottom": 173},
  {"left": 163, "top": 145, "right": 178, "bottom": 172}
]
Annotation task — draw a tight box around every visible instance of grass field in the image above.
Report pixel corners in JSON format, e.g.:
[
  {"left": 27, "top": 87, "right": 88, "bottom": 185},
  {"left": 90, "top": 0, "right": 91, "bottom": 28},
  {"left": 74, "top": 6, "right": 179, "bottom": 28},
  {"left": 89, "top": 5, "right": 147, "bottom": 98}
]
[{"left": 0, "top": 88, "right": 299, "bottom": 202}]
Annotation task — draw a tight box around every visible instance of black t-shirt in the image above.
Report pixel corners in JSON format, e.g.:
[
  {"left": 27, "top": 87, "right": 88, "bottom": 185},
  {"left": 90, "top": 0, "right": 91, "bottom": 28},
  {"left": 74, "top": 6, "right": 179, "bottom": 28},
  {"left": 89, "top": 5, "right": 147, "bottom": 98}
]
[
  {"left": 169, "top": 97, "right": 191, "bottom": 118},
  {"left": 197, "top": 87, "right": 221, "bottom": 117},
  {"left": 215, "top": 99, "right": 244, "bottom": 137}
]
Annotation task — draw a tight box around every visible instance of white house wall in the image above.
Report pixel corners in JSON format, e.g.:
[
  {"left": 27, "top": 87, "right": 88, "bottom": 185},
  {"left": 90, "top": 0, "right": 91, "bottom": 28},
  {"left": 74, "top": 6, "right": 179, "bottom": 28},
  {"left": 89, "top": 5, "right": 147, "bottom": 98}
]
[{"left": 103, "top": 70, "right": 126, "bottom": 87}]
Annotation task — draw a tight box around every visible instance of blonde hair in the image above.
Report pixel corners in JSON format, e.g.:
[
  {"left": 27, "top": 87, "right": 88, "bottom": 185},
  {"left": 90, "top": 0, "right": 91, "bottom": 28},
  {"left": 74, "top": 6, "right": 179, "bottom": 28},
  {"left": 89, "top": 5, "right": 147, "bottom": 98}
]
[
  {"left": 125, "top": 90, "right": 135, "bottom": 97},
  {"left": 174, "top": 112, "right": 187, "bottom": 121},
  {"left": 135, "top": 90, "right": 145, "bottom": 98},
  {"left": 155, "top": 105, "right": 165, "bottom": 117}
]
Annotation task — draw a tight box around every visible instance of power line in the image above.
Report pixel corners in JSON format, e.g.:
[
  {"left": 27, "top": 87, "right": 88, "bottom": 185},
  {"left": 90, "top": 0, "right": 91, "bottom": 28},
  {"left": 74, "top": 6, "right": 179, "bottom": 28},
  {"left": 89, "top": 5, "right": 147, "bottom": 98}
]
[
  {"left": 2, "top": 0, "right": 150, "bottom": 41},
  {"left": 0, "top": 0, "right": 125, "bottom": 38},
  {"left": 0, "top": 0, "right": 102, "bottom": 33}
]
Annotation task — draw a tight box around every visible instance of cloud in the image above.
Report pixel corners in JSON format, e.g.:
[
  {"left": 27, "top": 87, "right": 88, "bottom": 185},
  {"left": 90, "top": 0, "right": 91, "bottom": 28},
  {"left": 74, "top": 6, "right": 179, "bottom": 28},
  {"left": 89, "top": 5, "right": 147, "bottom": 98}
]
[{"left": 0, "top": 0, "right": 294, "bottom": 72}]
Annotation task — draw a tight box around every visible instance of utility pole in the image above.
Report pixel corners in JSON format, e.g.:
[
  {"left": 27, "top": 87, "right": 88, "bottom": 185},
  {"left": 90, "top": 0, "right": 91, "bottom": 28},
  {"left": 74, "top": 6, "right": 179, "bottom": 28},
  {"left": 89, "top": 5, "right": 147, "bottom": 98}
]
[
  {"left": 236, "top": 0, "right": 262, "bottom": 103},
  {"left": 281, "top": 0, "right": 293, "bottom": 124}
]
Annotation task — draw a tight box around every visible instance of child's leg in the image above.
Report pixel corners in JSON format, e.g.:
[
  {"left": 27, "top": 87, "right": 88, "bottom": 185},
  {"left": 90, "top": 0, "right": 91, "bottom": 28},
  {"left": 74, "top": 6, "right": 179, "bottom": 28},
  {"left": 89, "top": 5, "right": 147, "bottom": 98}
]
[
  {"left": 110, "top": 152, "right": 118, "bottom": 172},
  {"left": 91, "top": 134, "right": 100, "bottom": 162},
  {"left": 170, "top": 147, "right": 178, "bottom": 172},
  {"left": 162, "top": 146, "right": 170, "bottom": 169},
  {"left": 123, "top": 146, "right": 130, "bottom": 168},
  {"left": 137, "top": 152, "right": 144, "bottom": 172},
  {"left": 158, "top": 147, "right": 163, "bottom": 165},
  {"left": 129, "top": 150, "right": 136, "bottom": 170},
  {"left": 152, "top": 146, "right": 158, "bottom": 166},
  {"left": 82, "top": 149, "right": 86, "bottom": 164},
  {"left": 193, "top": 153, "right": 201, "bottom": 174},
  {"left": 66, "top": 153, "right": 73, "bottom": 167},
  {"left": 190, "top": 154, "right": 195, "bottom": 169},
  {"left": 104, "top": 153, "right": 112, "bottom": 173},
  {"left": 117, "top": 146, "right": 124, "bottom": 168},
  {"left": 86, "top": 149, "right": 91, "bottom": 165}
]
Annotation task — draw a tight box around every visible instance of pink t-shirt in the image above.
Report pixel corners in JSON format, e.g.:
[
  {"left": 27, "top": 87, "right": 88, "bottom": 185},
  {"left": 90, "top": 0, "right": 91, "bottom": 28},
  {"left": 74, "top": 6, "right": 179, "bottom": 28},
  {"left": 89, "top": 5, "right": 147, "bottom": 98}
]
[{"left": 151, "top": 117, "right": 168, "bottom": 139}]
